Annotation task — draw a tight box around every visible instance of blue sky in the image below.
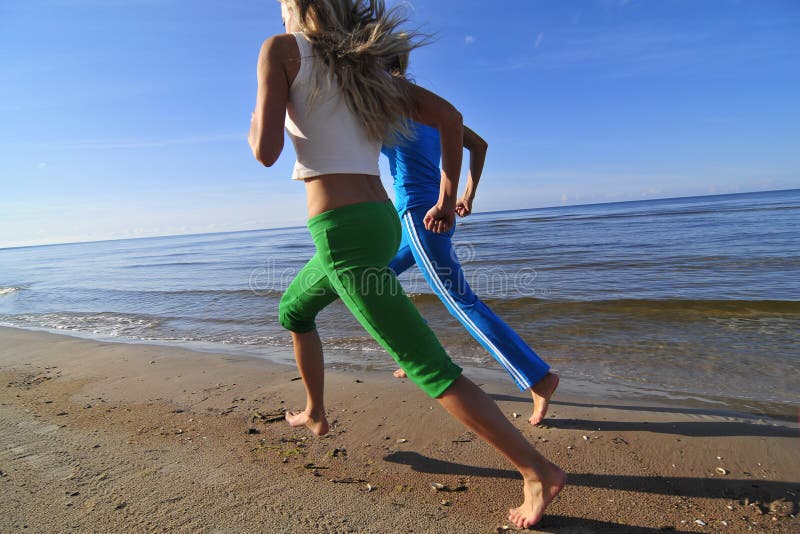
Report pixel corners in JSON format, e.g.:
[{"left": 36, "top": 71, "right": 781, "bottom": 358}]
[{"left": 1, "top": 0, "right": 798, "bottom": 248}]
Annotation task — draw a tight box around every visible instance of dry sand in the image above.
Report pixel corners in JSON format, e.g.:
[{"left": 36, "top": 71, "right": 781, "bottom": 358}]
[{"left": 0, "top": 325, "right": 797, "bottom": 533}]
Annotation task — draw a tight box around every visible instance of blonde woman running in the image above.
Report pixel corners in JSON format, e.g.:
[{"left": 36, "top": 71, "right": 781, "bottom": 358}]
[{"left": 248, "top": 1, "right": 565, "bottom": 528}]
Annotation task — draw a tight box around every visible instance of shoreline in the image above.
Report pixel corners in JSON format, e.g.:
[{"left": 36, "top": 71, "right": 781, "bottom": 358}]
[
  {"left": 1, "top": 322, "right": 796, "bottom": 424},
  {"left": 1, "top": 325, "right": 797, "bottom": 532}
]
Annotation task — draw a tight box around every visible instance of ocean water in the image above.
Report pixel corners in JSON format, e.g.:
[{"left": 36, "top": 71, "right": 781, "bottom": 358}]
[{"left": 1, "top": 189, "right": 798, "bottom": 418}]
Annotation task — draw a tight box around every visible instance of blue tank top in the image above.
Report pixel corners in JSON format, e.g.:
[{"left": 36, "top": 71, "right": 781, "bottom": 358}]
[{"left": 381, "top": 122, "right": 441, "bottom": 215}]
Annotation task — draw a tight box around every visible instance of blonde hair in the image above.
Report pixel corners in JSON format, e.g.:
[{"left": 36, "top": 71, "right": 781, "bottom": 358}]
[{"left": 280, "top": 0, "right": 421, "bottom": 141}]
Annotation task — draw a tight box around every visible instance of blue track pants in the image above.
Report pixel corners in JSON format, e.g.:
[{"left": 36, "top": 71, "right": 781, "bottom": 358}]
[{"left": 389, "top": 205, "right": 550, "bottom": 391}]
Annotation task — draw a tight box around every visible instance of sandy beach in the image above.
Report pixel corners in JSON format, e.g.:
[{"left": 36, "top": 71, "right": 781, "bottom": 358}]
[{"left": 0, "top": 325, "right": 797, "bottom": 532}]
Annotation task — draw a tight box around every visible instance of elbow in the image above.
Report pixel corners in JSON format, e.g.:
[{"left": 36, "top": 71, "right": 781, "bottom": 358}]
[
  {"left": 255, "top": 150, "right": 278, "bottom": 167},
  {"left": 252, "top": 141, "right": 282, "bottom": 167}
]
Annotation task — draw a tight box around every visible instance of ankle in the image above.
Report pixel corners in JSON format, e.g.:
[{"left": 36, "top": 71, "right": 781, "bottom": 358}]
[
  {"left": 520, "top": 467, "right": 542, "bottom": 483},
  {"left": 305, "top": 406, "right": 325, "bottom": 419}
]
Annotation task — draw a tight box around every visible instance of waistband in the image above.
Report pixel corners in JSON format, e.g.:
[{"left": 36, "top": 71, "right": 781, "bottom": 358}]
[{"left": 307, "top": 199, "right": 394, "bottom": 229}]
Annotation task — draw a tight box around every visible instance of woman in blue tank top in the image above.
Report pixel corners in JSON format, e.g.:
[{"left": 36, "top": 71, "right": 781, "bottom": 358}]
[
  {"left": 382, "top": 59, "right": 559, "bottom": 425},
  {"left": 383, "top": 123, "right": 559, "bottom": 425}
]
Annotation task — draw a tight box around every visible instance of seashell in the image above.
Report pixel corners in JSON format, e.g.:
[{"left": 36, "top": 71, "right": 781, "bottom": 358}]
[
  {"left": 366, "top": 484, "right": 374, "bottom": 492},
  {"left": 694, "top": 519, "right": 706, "bottom": 526},
  {"left": 716, "top": 467, "right": 729, "bottom": 475},
  {"left": 511, "top": 413, "right": 520, "bottom": 418},
  {"left": 582, "top": 435, "right": 589, "bottom": 441},
  {"left": 397, "top": 439, "right": 407, "bottom": 443},
  {"left": 430, "top": 482, "right": 445, "bottom": 491}
]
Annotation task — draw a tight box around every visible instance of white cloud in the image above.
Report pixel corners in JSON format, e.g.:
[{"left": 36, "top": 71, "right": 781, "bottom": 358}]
[
  {"left": 465, "top": 35, "right": 476, "bottom": 45},
  {"left": 37, "top": 162, "right": 47, "bottom": 169},
  {"left": 535, "top": 32, "right": 545, "bottom": 49}
]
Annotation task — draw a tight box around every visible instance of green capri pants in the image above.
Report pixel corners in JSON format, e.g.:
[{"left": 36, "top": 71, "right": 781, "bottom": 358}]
[{"left": 278, "top": 200, "right": 462, "bottom": 398}]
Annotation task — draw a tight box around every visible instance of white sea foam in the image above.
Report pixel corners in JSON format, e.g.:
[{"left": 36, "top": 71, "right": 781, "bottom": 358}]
[
  {"left": 0, "top": 287, "right": 21, "bottom": 296},
  {"left": 0, "top": 312, "right": 161, "bottom": 338}
]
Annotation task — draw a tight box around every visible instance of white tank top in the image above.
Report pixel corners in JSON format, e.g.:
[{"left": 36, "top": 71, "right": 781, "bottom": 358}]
[{"left": 285, "top": 32, "right": 381, "bottom": 180}]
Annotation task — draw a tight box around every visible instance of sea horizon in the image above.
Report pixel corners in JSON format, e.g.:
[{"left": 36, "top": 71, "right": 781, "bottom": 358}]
[{"left": 3, "top": 186, "right": 797, "bottom": 251}]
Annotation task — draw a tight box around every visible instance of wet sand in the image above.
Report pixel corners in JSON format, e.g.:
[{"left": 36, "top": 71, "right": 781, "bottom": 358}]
[{"left": 0, "top": 325, "right": 797, "bottom": 532}]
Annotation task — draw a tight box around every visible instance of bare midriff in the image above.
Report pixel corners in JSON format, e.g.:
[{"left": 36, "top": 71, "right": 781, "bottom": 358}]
[{"left": 304, "top": 173, "right": 389, "bottom": 218}]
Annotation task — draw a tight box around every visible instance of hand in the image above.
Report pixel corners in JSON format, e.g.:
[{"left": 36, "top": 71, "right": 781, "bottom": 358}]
[
  {"left": 455, "top": 197, "right": 473, "bottom": 217},
  {"left": 423, "top": 203, "right": 455, "bottom": 234}
]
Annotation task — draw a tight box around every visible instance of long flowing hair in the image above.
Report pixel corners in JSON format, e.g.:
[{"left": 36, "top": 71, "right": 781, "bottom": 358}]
[{"left": 281, "top": 0, "right": 421, "bottom": 141}]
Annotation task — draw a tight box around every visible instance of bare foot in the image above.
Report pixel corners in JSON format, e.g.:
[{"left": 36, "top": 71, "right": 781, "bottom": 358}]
[
  {"left": 508, "top": 462, "right": 567, "bottom": 529},
  {"left": 285, "top": 409, "right": 329, "bottom": 436},
  {"left": 393, "top": 368, "right": 407, "bottom": 378},
  {"left": 529, "top": 372, "right": 559, "bottom": 425}
]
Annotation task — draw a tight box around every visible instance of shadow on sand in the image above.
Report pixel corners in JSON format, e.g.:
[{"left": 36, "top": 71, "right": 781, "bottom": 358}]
[
  {"left": 525, "top": 514, "right": 694, "bottom": 533},
  {"left": 384, "top": 451, "right": 799, "bottom": 514},
  {"left": 486, "top": 395, "right": 798, "bottom": 438}
]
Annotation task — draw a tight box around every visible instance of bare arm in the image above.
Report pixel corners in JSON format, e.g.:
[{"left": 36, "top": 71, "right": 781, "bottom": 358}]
[
  {"left": 404, "top": 82, "right": 464, "bottom": 233},
  {"left": 456, "top": 126, "right": 488, "bottom": 217},
  {"left": 248, "top": 36, "right": 291, "bottom": 167}
]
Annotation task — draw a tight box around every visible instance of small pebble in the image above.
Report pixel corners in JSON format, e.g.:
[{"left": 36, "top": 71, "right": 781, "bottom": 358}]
[
  {"left": 440, "top": 500, "right": 450, "bottom": 506},
  {"left": 716, "top": 467, "right": 729, "bottom": 475},
  {"left": 397, "top": 439, "right": 407, "bottom": 443},
  {"left": 430, "top": 482, "right": 445, "bottom": 491},
  {"left": 582, "top": 435, "right": 589, "bottom": 441},
  {"left": 366, "top": 484, "right": 374, "bottom": 492},
  {"left": 511, "top": 412, "right": 520, "bottom": 418},
  {"left": 695, "top": 519, "right": 706, "bottom": 526},
  {"left": 567, "top": 446, "right": 574, "bottom": 450}
]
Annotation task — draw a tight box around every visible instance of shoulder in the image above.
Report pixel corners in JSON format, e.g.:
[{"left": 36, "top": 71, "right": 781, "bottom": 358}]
[{"left": 258, "top": 33, "right": 300, "bottom": 66}]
